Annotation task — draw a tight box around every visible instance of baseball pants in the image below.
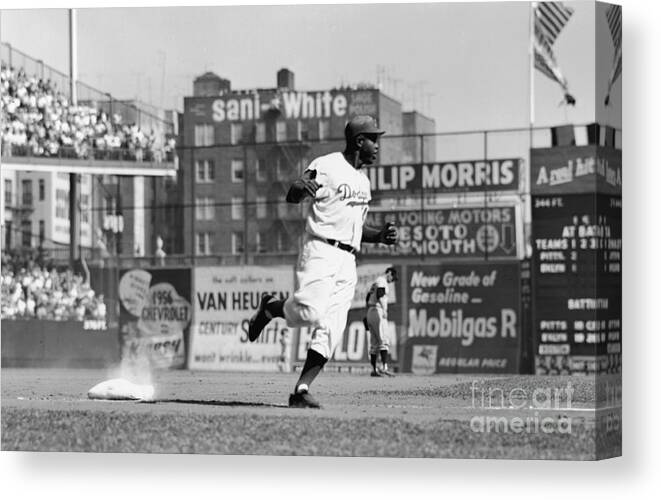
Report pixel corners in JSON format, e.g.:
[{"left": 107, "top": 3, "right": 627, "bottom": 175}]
[
  {"left": 366, "top": 307, "right": 390, "bottom": 355},
  {"left": 283, "top": 236, "right": 357, "bottom": 359}
]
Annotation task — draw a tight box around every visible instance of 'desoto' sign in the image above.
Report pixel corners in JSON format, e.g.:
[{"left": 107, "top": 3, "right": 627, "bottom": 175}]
[{"left": 363, "top": 206, "right": 521, "bottom": 259}]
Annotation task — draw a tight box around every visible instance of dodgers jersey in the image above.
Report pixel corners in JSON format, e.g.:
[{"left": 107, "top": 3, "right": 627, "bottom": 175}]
[
  {"left": 366, "top": 275, "right": 389, "bottom": 314},
  {"left": 305, "top": 152, "right": 371, "bottom": 250}
]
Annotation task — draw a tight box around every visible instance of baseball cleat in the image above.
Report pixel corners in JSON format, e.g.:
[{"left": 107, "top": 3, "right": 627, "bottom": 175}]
[
  {"left": 288, "top": 390, "right": 321, "bottom": 409},
  {"left": 370, "top": 371, "right": 382, "bottom": 377},
  {"left": 248, "top": 294, "right": 274, "bottom": 342},
  {"left": 380, "top": 369, "right": 395, "bottom": 377}
]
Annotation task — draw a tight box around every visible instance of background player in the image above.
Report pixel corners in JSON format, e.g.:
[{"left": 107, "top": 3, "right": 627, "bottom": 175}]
[
  {"left": 365, "top": 267, "right": 397, "bottom": 377},
  {"left": 248, "top": 115, "right": 398, "bottom": 408},
  {"left": 277, "top": 328, "right": 291, "bottom": 372}
]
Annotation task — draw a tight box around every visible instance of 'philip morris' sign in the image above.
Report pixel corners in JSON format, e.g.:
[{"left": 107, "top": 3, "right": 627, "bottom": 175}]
[
  {"left": 531, "top": 145, "right": 621, "bottom": 195},
  {"left": 369, "top": 159, "right": 520, "bottom": 194}
]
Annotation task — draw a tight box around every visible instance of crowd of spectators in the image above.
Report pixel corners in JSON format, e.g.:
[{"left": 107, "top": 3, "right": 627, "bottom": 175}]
[
  {"left": 1, "top": 64, "right": 174, "bottom": 162},
  {"left": 1, "top": 253, "right": 107, "bottom": 322}
]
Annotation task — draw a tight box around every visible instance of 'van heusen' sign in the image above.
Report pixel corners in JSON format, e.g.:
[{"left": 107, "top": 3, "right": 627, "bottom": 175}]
[
  {"left": 531, "top": 145, "right": 622, "bottom": 195},
  {"left": 369, "top": 159, "right": 520, "bottom": 193}
]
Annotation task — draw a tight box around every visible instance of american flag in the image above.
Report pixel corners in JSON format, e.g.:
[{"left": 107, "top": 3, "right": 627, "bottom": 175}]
[
  {"left": 533, "top": 2, "right": 575, "bottom": 105},
  {"left": 604, "top": 4, "right": 622, "bottom": 106}
]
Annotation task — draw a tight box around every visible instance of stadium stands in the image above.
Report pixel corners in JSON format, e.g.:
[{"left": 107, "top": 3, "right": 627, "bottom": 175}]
[
  {"left": 1, "top": 63, "right": 170, "bottom": 162},
  {"left": 1, "top": 252, "right": 106, "bottom": 321}
]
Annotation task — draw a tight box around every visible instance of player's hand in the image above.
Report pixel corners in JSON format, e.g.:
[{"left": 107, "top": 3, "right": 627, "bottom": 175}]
[
  {"left": 379, "top": 222, "right": 398, "bottom": 245},
  {"left": 301, "top": 170, "right": 322, "bottom": 197}
]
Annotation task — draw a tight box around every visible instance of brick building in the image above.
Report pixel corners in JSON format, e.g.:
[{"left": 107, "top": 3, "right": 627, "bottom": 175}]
[{"left": 179, "top": 69, "right": 436, "bottom": 260}]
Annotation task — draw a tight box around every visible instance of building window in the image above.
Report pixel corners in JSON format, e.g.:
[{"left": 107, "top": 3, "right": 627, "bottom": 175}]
[
  {"left": 4, "top": 179, "right": 12, "bottom": 206},
  {"left": 22, "top": 180, "right": 33, "bottom": 206},
  {"left": 194, "top": 124, "right": 214, "bottom": 146},
  {"left": 38, "top": 220, "right": 45, "bottom": 245},
  {"left": 231, "top": 159, "right": 244, "bottom": 183},
  {"left": 195, "top": 161, "right": 205, "bottom": 182},
  {"left": 298, "top": 120, "right": 309, "bottom": 141},
  {"left": 232, "top": 231, "right": 244, "bottom": 255},
  {"left": 55, "top": 189, "right": 68, "bottom": 219},
  {"left": 255, "top": 158, "right": 266, "bottom": 182},
  {"left": 256, "top": 231, "right": 266, "bottom": 253},
  {"left": 276, "top": 121, "right": 287, "bottom": 142},
  {"left": 275, "top": 157, "right": 286, "bottom": 178},
  {"left": 38, "top": 179, "right": 45, "bottom": 201},
  {"left": 256, "top": 196, "right": 267, "bottom": 219},
  {"left": 81, "top": 194, "right": 90, "bottom": 223},
  {"left": 5, "top": 221, "right": 12, "bottom": 248},
  {"left": 195, "top": 160, "right": 215, "bottom": 183},
  {"left": 195, "top": 197, "right": 214, "bottom": 220},
  {"left": 21, "top": 219, "right": 31, "bottom": 247},
  {"left": 318, "top": 120, "right": 330, "bottom": 140},
  {"left": 276, "top": 230, "right": 287, "bottom": 252},
  {"left": 104, "top": 195, "right": 116, "bottom": 215},
  {"left": 230, "top": 123, "right": 243, "bottom": 145},
  {"left": 231, "top": 197, "right": 244, "bottom": 220},
  {"left": 255, "top": 122, "right": 266, "bottom": 143},
  {"left": 195, "top": 232, "right": 211, "bottom": 255}
]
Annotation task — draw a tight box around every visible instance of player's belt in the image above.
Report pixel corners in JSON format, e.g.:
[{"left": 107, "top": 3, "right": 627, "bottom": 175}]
[{"left": 325, "top": 238, "right": 358, "bottom": 255}]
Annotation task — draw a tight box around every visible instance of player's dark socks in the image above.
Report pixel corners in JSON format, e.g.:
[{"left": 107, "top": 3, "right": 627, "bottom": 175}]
[
  {"left": 265, "top": 298, "right": 285, "bottom": 318},
  {"left": 370, "top": 354, "right": 378, "bottom": 371},
  {"left": 295, "top": 349, "right": 327, "bottom": 393},
  {"left": 379, "top": 349, "right": 389, "bottom": 366}
]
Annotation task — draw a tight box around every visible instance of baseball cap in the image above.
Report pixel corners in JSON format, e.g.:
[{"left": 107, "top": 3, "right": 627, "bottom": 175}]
[
  {"left": 386, "top": 267, "right": 398, "bottom": 281},
  {"left": 345, "top": 115, "right": 385, "bottom": 140}
]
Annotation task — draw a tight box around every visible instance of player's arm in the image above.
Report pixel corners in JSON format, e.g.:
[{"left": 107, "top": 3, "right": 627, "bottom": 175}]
[
  {"left": 286, "top": 169, "right": 321, "bottom": 204},
  {"left": 376, "top": 287, "right": 388, "bottom": 312},
  {"left": 362, "top": 222, "right": 398, "bottom": 245}
]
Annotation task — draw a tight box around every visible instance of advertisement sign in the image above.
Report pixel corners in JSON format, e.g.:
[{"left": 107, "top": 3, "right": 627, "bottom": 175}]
[
  {"left": 368, "top": 159, "right": 520, "bottom": 194},
  {"left": 404, "top": 263, "right": 521, "bottom": 374},
  {"left": 187, "top": 88, "right": 383, "bottom": 124},
  {"left": 188, "top": 89, "right": 354, "bottom": 123},
  {"left": 531, "top": 145, "right": 622, "bottom": 196},
  {"left": 363, "top": 205, "right": 521, "bottom": 259},
  {"left": 118, "top": 268, "right": 191, "bottom": 369},
  {"left": 294, "top": 264, "right": 401, "bottom": 368},
  {"left": 348, "top": 90, "right": 378, "bottom": 117},
  {"left": 532, "top": 194, "right": 622, "bottom": 374},
  {"left": 189, "top": 266, "right": 293, "bottom": 372}
]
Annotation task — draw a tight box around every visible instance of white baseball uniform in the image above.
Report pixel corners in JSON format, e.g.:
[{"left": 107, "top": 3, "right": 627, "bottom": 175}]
[
  {"left": 366, "top": 275, "right": 390, "bottom": 355},
  {"left": 283, "top": 152, "right": 371, "bottom": 359}
]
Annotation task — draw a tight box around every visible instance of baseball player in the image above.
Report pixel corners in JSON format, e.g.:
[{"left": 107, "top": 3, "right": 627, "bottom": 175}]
[
  {"left": 277, "top": 328, "right": 291, "bottom": 372},
  {"left": 364, "top": 267, "right": 397, "bottom": 377},
  {"left": 248, "top": 115, "right": 398, "bottom": 408}
]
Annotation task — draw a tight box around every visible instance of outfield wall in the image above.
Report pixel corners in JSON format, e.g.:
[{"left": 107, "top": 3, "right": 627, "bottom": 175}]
[
  {"left": 1, "top": 319, "right": 120, "bottom": 368},
  {"left": 2, "top": 261, "right": 530, "bottom": 373}
]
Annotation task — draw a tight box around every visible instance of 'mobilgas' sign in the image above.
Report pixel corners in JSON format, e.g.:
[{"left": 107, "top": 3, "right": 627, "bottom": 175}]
[
  {"left": 405, "top": 263, "right": 521, "bottom": 374},
  {"left": 211, "top": 91, "right": 348, "bottom": 122}
]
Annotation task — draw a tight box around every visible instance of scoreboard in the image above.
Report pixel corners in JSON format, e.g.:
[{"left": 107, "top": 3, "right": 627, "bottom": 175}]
[{"left": 532, "top": 193, "right": 621, "bottom": 374}]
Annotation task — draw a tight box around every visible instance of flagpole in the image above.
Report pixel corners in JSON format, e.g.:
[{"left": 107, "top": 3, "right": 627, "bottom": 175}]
[{"left": 529, "top": 2, "right": 536, "bottom": 133}]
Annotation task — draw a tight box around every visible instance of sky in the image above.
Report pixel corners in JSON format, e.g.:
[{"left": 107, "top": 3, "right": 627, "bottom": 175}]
[{"left": 0, "top": 1, "right": 621, "bottom": 135}]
